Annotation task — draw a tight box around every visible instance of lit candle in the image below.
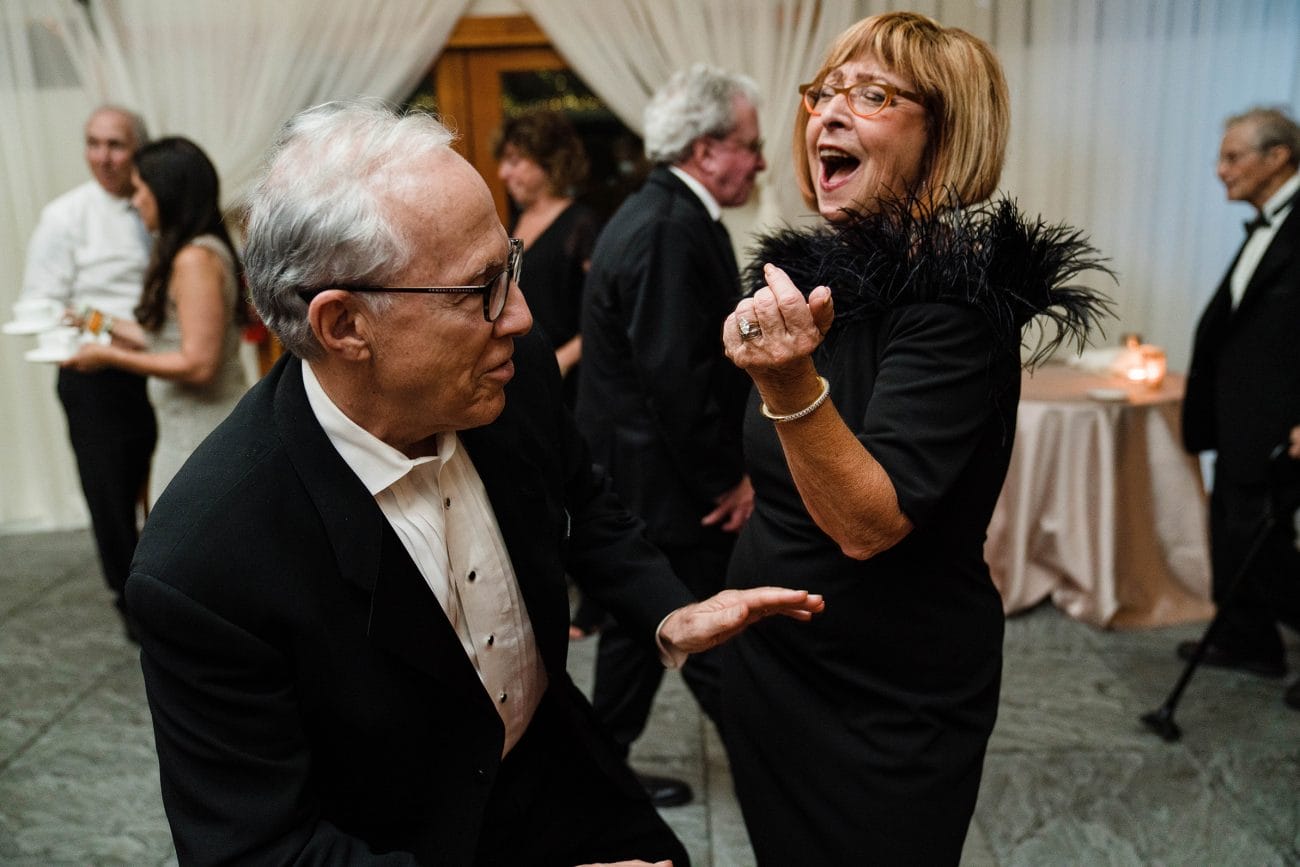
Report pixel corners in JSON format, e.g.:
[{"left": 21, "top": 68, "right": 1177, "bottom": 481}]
[{"left": 1140, "top": 345, "right": 1166, "bottom": 388}]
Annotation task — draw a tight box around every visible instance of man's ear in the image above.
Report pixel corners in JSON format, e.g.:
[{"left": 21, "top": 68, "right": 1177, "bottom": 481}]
[
  {"left": 690, "top": 135, "right": 715, "bottom": 172},
  {"left": 1265, "top": 144, "right": 1293, "bottom": 173},
  {"left": 307, "top": 291, "right": 373, "bottom": 361}
]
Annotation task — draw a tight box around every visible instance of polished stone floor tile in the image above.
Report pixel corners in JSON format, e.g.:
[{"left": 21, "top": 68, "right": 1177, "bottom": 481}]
[
  {"left": 0, "top": 579, "right": 136, "bottom": 763},
  {"left": 991, "top": 647, "right": 1154, "bottom": 754},
  {"left": 0, "top": 658, "right": 172, "bottom": 865},
  {"left": 0, "top": 528, "right": 96, "bottom": 616},
  {"left": 975, "top": 748, "right": 1290, "bottom": 865}
]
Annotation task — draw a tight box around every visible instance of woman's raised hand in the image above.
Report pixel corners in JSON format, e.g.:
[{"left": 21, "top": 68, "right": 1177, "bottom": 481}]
[{"left": 723, "top": 264, "right": 833, "bottom": 377}]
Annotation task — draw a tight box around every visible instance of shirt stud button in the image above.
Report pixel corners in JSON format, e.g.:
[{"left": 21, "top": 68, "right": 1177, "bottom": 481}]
[
  {"left": 444, "top": 497, "right": 451, "bottom": 509},
  {"left": 486, "top": 634, "right": 495, "bottom": 647},
  {"left": 467, "top": 570, "right": 477, "bottom": 583},
  {"left": 498, "top": 691, "right": 508, "bottom": 703}
]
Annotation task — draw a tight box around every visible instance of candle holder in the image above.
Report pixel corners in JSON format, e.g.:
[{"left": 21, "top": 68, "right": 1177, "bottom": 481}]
[
  {"left": 1140, "top": 345, "right": 1166, "bottom": 388},
  {"left": 1120, "top": 344, "right": 1166, "bottom": 388}
]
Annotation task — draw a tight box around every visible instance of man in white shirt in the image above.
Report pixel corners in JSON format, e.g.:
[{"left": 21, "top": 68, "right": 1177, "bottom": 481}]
[
  {"left": 22, "top": 105, "right": 155, "bottom": 639},
  {"left": 125, "top": 100, "right": 822, "bottom": 865},
  {"left": 1180, "top": 106, "right": 1300, "bottom": 712}
]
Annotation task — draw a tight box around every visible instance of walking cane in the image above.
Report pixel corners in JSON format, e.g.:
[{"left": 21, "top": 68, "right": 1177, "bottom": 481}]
[{"left": 1140, "top": 443, "right": 1298, "bottom": 742}]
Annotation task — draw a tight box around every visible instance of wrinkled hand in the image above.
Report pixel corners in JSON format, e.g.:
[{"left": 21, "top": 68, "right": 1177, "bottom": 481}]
[
  {"left": 660, "top": 587, "right": 825, "bottom": 655},
  {"left": 701, "top": 476, "right": 754, "bottom": 533},
  {"left": 1289, "top": 425, "right": 1300, "bottom": 460},
  {"left": 60, "top": 342, "right": 110, "bottom": 373},
  {"left": 723, "top": 263, "right": 834, "bottom": 377}
]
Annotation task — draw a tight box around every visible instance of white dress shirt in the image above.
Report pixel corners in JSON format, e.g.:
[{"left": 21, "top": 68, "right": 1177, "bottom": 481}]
[
  {"left": 301, "top": 362, "right": 547, "bottom": 756},
  {"left": 21, "top": 180, "right": 151, "bottom": 323},
  {"left": 1230, "top": 171, "right": 1299, "bottom": 308}
]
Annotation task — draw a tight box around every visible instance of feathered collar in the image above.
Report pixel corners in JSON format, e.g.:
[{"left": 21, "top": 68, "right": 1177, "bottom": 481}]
[{"left": 741, "top": 196, "right": 1114, "bottom": 366}]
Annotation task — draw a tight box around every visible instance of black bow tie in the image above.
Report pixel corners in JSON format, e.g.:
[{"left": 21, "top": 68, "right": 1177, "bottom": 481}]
[
  {"left": 1247, "top": 188, "right": 1299, "bottom": 234},
  {"left": 1244, "top": 213, "right": 1270, "bottom": 234}
]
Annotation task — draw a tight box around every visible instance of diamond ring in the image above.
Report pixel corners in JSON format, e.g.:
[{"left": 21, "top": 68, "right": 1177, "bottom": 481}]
[{"left": 738, "top": 317, "right": 763, "bottom": 341}]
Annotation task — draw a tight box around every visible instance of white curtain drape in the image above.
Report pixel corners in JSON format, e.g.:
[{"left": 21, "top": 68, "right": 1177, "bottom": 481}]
[
  {"left": 988, "top": 0, "right": 1300, "bottom": 371},
  {"left": 85, "top": 0, "right": 471, "bottom": 207},
  {"left": 0, "top": 1, "right": 104, "bottom": 530},
  {"left": 518, "top": 0, "right": 858, "bottom": 229},
  {"left": 1, "top": 0, "right": 468, "bottom": 531}
]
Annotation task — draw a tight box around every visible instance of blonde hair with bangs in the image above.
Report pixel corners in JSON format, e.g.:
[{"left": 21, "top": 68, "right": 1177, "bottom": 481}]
[{"left": 793, "top": 12, "right": 1009, "bottom": 212}]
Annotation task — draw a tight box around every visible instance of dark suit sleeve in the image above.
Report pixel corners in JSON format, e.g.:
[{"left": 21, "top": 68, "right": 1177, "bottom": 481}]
[
  {"left": 618, "top": 216, "right": 746, "bottom": 500},
  {"left": 514, "top": 334, "right": 697, "bottom": 631},
  {"left": 128, "top": 574, "right": 419, "bottom": 866}
]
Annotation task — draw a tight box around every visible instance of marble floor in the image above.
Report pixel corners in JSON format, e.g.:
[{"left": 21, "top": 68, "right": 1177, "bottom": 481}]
[{"left": 0, "top": 527, "right": 1296, "bottom": 866}]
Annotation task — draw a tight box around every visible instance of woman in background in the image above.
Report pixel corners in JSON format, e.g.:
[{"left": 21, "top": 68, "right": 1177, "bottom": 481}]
[
  {"left": 495, "top": 109, "right": 601, "bottom": 406},
  {"left": 718, "top": 12, "right": 1110, "bottom": 863},
  {"left": 65, "top": 136, "right": 247, "bottom": 504}
]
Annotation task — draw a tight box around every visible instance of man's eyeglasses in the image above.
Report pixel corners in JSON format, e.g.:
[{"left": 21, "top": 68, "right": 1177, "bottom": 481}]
[
  {"left": 799, "top": 81, "right": 923, "bottom": 119},
  {"left": 299, "top": 238, "right": 523, "bottom": 322}
]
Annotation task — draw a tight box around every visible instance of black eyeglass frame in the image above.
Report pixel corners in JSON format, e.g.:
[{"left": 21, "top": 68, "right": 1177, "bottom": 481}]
[
  {"left": 798, "top": 80, "right": 924, "bottom": 119},
  {"left": 298, "top": 238, "right": 523, "bottom": 322}
]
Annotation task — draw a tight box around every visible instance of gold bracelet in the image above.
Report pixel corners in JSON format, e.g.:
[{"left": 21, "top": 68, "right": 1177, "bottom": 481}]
[{"left": 760, "top": 376, "right": 830, "bottom": 423}]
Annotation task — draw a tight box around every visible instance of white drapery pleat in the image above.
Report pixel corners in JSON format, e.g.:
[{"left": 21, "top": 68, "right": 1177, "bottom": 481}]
[
  {"left": 0, "top": 0, "right": 469, "bottom": 529},
  {"left": 518, "top": 0, "right": 858, "bottom": 228},
  {"left": 85, "top": 0, "right": 471, "bottom": 207},
  {"left": 994, "top": 0, "right": 1300, "bottom": 370},
  {"left": 0, "top": 1, "right": 103, "bottom": 530}
]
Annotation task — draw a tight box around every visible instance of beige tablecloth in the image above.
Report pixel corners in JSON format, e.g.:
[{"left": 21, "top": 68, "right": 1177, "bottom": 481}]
[{"left": 985, "top": 365, "right": 1214, "bottom": 628}]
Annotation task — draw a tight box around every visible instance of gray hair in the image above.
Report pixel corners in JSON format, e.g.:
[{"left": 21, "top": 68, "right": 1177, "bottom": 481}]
[
  {"left": 643, "top": 63, "right": 759, "bottom": 165},
  {"left": 243, "top": 99, "right": 455, "bottom": 360},
  {"left": 89, "top": 104, "right": 149, "bottom": 149},
  {"left": 1227, "top": 106, "right": 1300, "bottom": 168}
]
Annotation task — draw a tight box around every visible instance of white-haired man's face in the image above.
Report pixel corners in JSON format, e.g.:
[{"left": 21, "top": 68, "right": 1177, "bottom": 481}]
[
  {"left": 1217, "top": 120, "right": 1292, "bottom": 211},
  {"left": 350, "top": 153, "right": 534, "bottom": 452},
  {"left": 698, "top": 96, "right": 767, "bottom": 208}
]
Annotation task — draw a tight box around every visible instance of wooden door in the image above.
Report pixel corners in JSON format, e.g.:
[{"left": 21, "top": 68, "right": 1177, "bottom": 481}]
[{"left": 409, "top": 15, "right": 644, "bottom": 227}]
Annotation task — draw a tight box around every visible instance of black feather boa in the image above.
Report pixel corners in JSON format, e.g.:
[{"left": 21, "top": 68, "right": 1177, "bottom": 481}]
[{"left": 741, "top": 197, "right": 1115, "bottom": 367}]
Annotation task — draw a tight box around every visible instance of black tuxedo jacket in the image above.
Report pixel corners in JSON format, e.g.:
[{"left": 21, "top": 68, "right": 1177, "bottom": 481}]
[
  {"left": 126, "top": 332, "right": 694, "bottom": 865},
  {"left": 1183, "top": 197, "right": 1300, "bottom": 486},
  {"left": 575, "top": 167, "right": 751, "bottom": 546}
]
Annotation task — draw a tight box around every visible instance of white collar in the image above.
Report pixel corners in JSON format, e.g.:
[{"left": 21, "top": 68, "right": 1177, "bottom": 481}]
[
  {"left": 301, "top": 360, "right": 456, "bottom": 496},
  {"left": 1261, "top": 171, "right": 1300, "bottom": 222},
  {"left": 669, "top": 165, "right": 723, "bottom": 222}
]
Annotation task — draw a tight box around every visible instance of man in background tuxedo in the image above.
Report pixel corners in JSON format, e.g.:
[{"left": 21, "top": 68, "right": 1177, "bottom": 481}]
[
  {"left": 21, "top": 105, "right": 156, "bottom": 640},
  {"left": 126, "top": 99, "right": 821, "bottom": 864},
  {"left": 576, "top": 64, "right": 765, "bottom": 805},
  {"left": 1180, "top": 106, "right": 1300, "bottom": 711}
]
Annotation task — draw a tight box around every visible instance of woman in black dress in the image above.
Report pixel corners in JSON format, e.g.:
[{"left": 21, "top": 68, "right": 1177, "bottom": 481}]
[
  {"left": 495, "top": 110, "right": 600, "bottom": 408},
  {"left": 718, "top": 12, "right": 1110, "bottom": 864}
]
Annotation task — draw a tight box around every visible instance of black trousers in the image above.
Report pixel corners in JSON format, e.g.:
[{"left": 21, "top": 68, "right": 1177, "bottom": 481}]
[
  {"left": 474, "top": 692, "right": 688, "bottom": 866},
  {"left": 592, "top": 532, "right": 733, "bottom": 756},
  {"left": 56, "top": 367, "right": 156, "bottom": 613},
  {"left": 1209, "top": 477, "right": 1300, "bottom": 657}
]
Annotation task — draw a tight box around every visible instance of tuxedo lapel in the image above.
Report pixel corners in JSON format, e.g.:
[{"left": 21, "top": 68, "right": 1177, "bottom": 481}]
[
  {"left": 652, "top": 168, "right": 741, "bottom": 293},
  {"left": 1234, "top": 206, "right": 1300, "bottom": 318},
  {"left": 270, "top": 358, "right": 491, "bottom": 705}
]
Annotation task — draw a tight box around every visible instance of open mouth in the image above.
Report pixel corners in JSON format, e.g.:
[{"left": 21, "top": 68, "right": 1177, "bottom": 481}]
[{"left": 818, "top": 147, "right": 861, "bottom": 190}]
